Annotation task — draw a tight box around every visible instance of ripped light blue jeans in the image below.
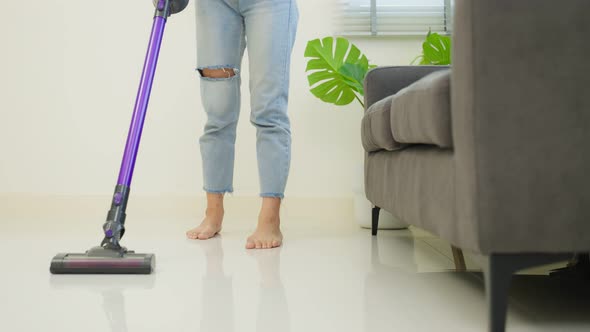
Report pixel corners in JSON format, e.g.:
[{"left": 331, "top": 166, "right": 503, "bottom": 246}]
[{"left": 195, "top": 0, "right": 299, "bottom": 199}]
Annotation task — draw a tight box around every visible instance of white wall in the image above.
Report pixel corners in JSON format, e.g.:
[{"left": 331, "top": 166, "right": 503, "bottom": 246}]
[{"left": 0, "top": 0, "right": 423, "bottom": 198}]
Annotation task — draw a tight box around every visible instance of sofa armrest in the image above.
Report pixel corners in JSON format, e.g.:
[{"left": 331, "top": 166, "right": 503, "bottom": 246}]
[
  {"left": 363, "top": 66, "right": 449, "bottom": 111},
  {"left": 452, "top": 0, "right": 590, "bottom": 254}
]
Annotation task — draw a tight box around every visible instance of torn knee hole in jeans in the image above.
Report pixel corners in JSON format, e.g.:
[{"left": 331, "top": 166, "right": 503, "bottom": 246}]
[{"left": 197, "top": 66, "right": 239, "bottom": 80}]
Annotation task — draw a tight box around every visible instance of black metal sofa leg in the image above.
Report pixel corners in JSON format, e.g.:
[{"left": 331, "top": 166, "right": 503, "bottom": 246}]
[
  {"left": 371, "top": 206, "right": 380, "bottom": 236},
  {"left": 485, "top": 256, "right": 513, "bottom": 332},
  {"left": 484, "top": 254, "right": 569, "bottom": 332}
]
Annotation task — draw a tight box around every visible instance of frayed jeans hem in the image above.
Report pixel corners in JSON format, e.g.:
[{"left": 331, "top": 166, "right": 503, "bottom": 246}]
[
  {"left": 260, "top": 193, "right": 284, "bottom": 199},
  {"left": 203, "top": 188, "right": 234, "bottom": 195}
]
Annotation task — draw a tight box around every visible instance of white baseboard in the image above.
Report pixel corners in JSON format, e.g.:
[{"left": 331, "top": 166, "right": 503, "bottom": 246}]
[{"left": 0, "top": 194, "right": 354, "bottom": 224}]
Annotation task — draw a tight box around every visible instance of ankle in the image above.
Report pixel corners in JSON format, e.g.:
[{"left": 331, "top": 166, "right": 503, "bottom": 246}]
[
  {"left": 258, "top": 211, "right": 280, "bottom": 225},
  {"left": 205, "top": 206, "right": 224, "bottom": 218}
]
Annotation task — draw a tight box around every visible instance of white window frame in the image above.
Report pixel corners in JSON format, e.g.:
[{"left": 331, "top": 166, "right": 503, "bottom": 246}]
[{"left": 336, "top": 0, "right": 453, "bottom": 37}]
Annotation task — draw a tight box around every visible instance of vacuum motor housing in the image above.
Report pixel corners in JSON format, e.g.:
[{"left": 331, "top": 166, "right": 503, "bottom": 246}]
[{"left": 153, "top": 0, "right": 190, "bottom": 15}]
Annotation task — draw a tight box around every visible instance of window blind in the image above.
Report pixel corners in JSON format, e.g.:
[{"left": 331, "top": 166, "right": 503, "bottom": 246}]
[{"left": 336, "top": 0, "right": 453, "bottom": 36}]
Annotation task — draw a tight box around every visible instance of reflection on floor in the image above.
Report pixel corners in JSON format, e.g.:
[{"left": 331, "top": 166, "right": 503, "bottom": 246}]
[{"left": 1, "top": 208, "right": 589, "bottom": 332}]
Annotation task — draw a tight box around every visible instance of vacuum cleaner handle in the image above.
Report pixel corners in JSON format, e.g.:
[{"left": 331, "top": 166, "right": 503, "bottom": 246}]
[{"left": 101, "top": 0, "right": 189, "bottom": 249}]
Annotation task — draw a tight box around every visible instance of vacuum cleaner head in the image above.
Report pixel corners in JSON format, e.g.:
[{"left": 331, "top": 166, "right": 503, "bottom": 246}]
[{"left": 50, "top": 246, "right": 155, "bottom": 274}]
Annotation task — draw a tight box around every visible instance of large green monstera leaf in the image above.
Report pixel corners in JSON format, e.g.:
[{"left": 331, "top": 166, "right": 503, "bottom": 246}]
[
  {"left": 305, "top": 37, "right": 374, "bottom": 107},
  {"left": 413, "top": 31, "right": 452, "bottom": 65}
]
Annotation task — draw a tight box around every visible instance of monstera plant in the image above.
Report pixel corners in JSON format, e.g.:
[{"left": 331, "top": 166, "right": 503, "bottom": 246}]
[
  {"left": 412, "top": 30, "right": 452, "bottom": 65},
  {"left": 304, "top": 37, "right": 377, "bottom": 108},
  {"left": 304, "top": 36, "right": 408, "bottom": 230}
]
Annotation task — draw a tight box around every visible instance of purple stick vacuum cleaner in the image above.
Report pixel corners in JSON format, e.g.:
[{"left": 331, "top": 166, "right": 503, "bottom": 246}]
[{"left": 50, "top": 0, "right": 189, "bottom": 274}]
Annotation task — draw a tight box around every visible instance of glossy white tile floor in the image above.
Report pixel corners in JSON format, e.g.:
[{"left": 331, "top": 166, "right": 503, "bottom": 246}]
[{"left": 1, "top": 203, "right": 590, "bottom": 332}]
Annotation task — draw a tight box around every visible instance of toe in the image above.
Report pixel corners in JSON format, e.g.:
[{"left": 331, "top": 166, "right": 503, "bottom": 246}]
[
  {"left": 272, "top": 240, "right": 281, "bottom": 248},
  {"left": 197, "top": 232, "right": 211, "bottom": 240},
  {"left": 187, "top": 228, "right": 201, "bottom": 237},
  {"left": 246, "top": 238, "right": 256, "bottom": 249},
  {"left": 255, "top": 240, "right": 263, "bottom": 249}
]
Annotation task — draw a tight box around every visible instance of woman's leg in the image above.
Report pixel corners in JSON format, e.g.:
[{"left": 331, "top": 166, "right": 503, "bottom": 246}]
[
  {"left": 241, "top": 0, "right": 299, "bottom": 248},
  {"left": 187, "top": 0, "right": 246, "bottom": 240}
]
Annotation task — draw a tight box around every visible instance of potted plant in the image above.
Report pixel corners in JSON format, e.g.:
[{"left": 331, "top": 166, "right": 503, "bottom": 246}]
[{"left": 304, "top": 36, "right": 406, "bottom": 229}]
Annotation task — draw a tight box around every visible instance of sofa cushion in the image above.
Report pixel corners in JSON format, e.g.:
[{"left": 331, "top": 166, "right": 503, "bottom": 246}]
[
  {"left": 391, "top": 69, "right": 452, "bottom": 148},
  {"left": 361, "top": 96, "right": 406, "bottom": 152}
]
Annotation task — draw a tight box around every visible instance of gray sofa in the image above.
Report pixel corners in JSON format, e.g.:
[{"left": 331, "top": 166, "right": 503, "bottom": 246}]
[{"left": 361, "top": 0, "right": 590, "bottom": 331}]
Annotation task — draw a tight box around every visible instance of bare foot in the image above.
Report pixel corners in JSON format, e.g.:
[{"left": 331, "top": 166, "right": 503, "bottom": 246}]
[
  {"left": 186, "top": 207, "right": 224, "bottom": 240},
  {"left": 246, "top": 198, "right": 283, "bottom": 249},
  {"left": 246, "top": 220, "right": 282, "bottom": 249},
  {"left": 187, "top": 193, "right": 225, "bottom": 240}
]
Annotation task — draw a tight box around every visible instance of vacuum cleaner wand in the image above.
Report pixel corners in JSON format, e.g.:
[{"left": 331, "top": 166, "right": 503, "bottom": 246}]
[
  {"left": 50, "top": 0, "right": 190, "bottom": 274},
  {"left": 102, "top": 2, "right": 170, "bottom": 250}
]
